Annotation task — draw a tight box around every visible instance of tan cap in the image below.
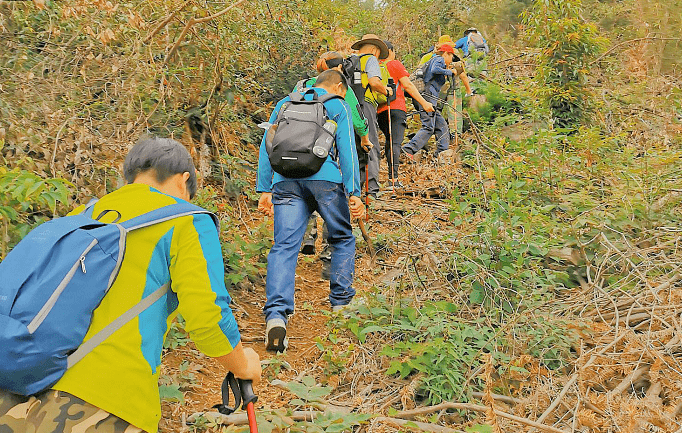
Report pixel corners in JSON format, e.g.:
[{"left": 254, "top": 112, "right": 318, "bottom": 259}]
[{"left": 350, "top": 34, "right": 389, "bottom": 59}]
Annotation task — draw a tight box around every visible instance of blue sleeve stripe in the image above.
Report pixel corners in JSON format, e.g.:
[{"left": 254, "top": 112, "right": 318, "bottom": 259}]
[
  {"left": 191, "top": 214, "right": 241, "bottom": 348},
  {"left": 139, "top": 228, "right": 174, "bottom": 374}
]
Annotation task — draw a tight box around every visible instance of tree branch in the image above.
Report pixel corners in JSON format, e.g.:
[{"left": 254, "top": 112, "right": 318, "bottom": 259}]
[
  {"left": 164, "top": 0, "right": 248, "bottom": 65},
  {"left": 591, "top": 36, "right": 682, "bottom": 65},
  {"left": 143, "top": 0, "right": 193, "bottom": 44},
  {"left": 393, "top": 402, "right": 569, "bottom": 433}
]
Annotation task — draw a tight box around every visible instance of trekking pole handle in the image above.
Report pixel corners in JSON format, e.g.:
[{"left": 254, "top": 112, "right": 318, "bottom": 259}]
[
  {"left": 213, "top": 372, "right": 258, "bottom": 415},
  {"left": 234, "top": 375, "right": 258, "bottom": 409},
  {"left": 387, "top": 78, "right": 397, "bottom": 103}
]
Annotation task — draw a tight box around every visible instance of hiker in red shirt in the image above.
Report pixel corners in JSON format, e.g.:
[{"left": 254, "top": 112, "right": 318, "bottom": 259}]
[{"left": 378, "top": 41, "right": 434, "bottom": 188}]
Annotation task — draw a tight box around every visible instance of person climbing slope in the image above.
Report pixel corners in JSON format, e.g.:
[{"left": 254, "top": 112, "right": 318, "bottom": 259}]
[
  {"left": 257, "top": 70, "right": 365, "bottom": 353},
  {"left": 378, "top": 40, "right": 434, "bottom": 188},
  {"left": 402, "top": 44, "right": 464, "bottom": 159},
  {"left": 297, "top": 51, "right": 371, "bottom": 280}
]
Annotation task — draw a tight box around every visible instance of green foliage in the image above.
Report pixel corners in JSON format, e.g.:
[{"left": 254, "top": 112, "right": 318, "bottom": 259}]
[
  {"left": 466, "top": 425, "right": 494, "bottom": 433},
  {"left": 285, "top": 376, "right": 332, "bottom": 406},
  {"left": 163, "top": 316, "right": 190, "bottom": 350},
  {"left": 158, "top": 383, "right": 184, "bottom": 404},
  {"left": 522, "top": 0, "right": 607, "bottom": 127},
  {"left": 192, "top": 184, "right": 271, "bottom": 287},
  {"left": 466, "top": 81, "right": 523, "bottom": 127},
  {"left": 314, "top": 334, "right": 354, "bottom": 376},
  {"left": 337, "top": 297, "right": 579, "bottom": 404},
  {"left": 0, "top": 164, "right": 71, "bottom": 258}
]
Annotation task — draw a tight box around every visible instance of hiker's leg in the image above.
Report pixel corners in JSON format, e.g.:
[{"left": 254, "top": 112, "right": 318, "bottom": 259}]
[
  {"left": 1, "top": 389, "right": 142, "bottom": 433},
  {"left": 434, "top": 112, "right": 450, "bottom": 156},
  {"left": 355, "top": 132, "right": 369, "bottom": 191},
  {"left": 0, "top": 389, "right": 32, "bottom": 431},
  {"left": 361, "top": 102, "right": 381, "bottom": 196},
  {"left": 390, "top": 109, "right": 407, "bottom": 179},
  {"left": 319, "top": 219, "right": 331, "bottom": 261},
  {"left": 264, "top": 181, "right": 312, "bottom": 323},
  {"left": 455, "top": 87, "right": 463, "bottom": 134},
  {"left": 403, "top": 105, "right": 436, "bottom": 155},
  {"left": 377, "top": 110, "right": 391, "bottom": 174},
  {"left": 300, "top": 212, "right": 318, "bottom": 254},
  {"left": 311, "top": 181, "right": 355, "bottom": 308},
  {"left": 319, "top": 219, "right": 331, "bottom": 279}
]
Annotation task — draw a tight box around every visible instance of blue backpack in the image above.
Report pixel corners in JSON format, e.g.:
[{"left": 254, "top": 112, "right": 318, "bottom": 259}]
[{"left": 0, "top": 200, "right": 218, "bottom": 396}]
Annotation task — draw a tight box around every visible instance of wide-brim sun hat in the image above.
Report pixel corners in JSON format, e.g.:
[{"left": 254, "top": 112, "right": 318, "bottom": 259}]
[{"left": 351, "top": 34, "right": 389, "bottom": 59}]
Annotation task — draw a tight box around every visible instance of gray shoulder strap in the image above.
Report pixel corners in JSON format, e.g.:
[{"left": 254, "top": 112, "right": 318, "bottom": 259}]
[{"left": 66, "top": 283, "right": 169, "bottom": 369}]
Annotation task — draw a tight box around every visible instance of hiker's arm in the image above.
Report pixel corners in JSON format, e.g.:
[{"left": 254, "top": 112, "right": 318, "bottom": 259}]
[
  {"left": 334, "top": 101, "right": 361, "bottom": 197},
  {"left": 256, "top": 101, "right": 285, "bottom": 193},
  {"left": 345, "top": 88, "right": 369, "bottom": 137},
  {"left": 398, "top": 76, "right": 434, "bottom": 112},
  {"left": 170, "top": 214, "right": 245, "bottom": 360},
  {"left": 368, "top": 76, "right": 391, "bottom": 97},
  {"left": 430, "top": 58, "right": 453, "bottom": 77},
  {"left": 215, "top": 342, "right": 261, "bottom": 386},
  {"left": 459, "top": 71, "right": 472, "bottom": 95}
]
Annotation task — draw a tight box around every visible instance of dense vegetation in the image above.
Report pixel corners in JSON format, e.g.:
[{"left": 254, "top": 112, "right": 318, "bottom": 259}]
[{"left": 1, "top": 0, "right": 681, "bottom": 431}]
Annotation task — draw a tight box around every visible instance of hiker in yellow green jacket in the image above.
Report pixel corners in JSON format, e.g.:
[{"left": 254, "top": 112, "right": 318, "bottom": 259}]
[
  {"left": 351, "top": 34, "right": 393, "bottom": 200},
  {"left": 0, "top": 137, "right": 261, "bottom": 433}
]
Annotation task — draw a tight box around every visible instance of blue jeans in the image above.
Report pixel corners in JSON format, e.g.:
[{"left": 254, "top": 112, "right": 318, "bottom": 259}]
[
  {"left": 402, "top": 94, "right": 450, "bottom": 156},
  {"left": 264, "top": 180, "right": 356, "bottom": 323}
]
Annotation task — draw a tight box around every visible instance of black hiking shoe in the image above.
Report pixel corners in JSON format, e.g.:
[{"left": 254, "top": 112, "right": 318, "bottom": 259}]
[
  {"left": 300, "top": 238, "right": 316, "bottom": 255},
  {"left": 321, "top": 258, "right": 331, "bottom": 280}
]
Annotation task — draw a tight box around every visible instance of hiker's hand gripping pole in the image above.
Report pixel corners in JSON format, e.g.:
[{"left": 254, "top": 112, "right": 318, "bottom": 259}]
[{"left": 213, "top": 372, "right": 259, "bottom": 433}]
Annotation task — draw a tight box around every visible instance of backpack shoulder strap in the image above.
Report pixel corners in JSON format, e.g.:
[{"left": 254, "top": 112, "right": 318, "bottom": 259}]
[
  {"left": 81, "top": 198, "right": 99, "bottom": 218},
  {"left": 66, "top": 202, "right": 218, "bottom": 369},
  {"left": 120, "top": 202, "right": 219, "bottom": 232},
  {"left": 318, "top": 93, "right": 344, "bottom": 104},
  {"left": 288, "top": 88, "right": 319, "bottom": 103},
  {"left": 66, "top": 281, "right": 169, "bottom": 368}
]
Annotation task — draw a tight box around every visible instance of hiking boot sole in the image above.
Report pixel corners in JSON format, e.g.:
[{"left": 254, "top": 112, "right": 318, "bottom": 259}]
[
  {"left": 300, "top": 243, "right": 316, "bottom": 255},
  {"left": 266, "top": 325, "right": 287, "bottom": 353}
]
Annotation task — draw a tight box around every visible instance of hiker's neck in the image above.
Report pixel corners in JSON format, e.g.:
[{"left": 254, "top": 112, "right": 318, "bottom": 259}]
[
  {"left": 133, "top": 171, "right": 191, "bottom": 201},
  {"left": 358, "top": 46, "right": 378, "bottom": 56}
]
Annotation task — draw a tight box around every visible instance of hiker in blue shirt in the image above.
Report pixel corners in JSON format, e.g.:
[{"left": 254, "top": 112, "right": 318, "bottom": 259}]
[
  {"left": 455, "top": 34, "right": 470, "bottom": 57},
  {"left": 402, "top": 44, "right": 462, "bottom": 158},
  {"left": 256, "top": 69, "right": 365, "bottom": 353}
]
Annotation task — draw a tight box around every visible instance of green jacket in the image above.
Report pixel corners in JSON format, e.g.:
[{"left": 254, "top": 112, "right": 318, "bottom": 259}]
[{"left": 297, "top": 77, "right": 369, "bottom": 138}]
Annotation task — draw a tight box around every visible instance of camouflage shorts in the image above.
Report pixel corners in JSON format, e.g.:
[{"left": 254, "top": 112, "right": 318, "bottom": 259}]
[{"left": 0, "top": 389, "right": 144, "bottom": 433}]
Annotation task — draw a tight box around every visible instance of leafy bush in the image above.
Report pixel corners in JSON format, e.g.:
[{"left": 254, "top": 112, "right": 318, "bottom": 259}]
[
  {"left": 522, "top": 0, "right": 607, "bottom": 128},
  {"left": 339, "top": 298, "right": 580, "bottom": 404},
  {"left": 0, "top": 164, "right": 71, "bottom": 258}
]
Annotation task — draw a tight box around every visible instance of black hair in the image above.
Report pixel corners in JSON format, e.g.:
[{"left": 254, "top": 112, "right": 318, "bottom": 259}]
[
  {"left": 384, "top": 40, "right": 394, "bottom": 51},
  {"left": 316, "top": 69, "right": 348, "bottom": 90},
  {"left": 123, "top": 136, "right": 198, "bottom": 199}
]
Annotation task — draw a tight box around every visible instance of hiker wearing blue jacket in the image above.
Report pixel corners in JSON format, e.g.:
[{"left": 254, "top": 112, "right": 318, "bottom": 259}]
[
  {"left": 256, "top": 69, "right": 365, "bottom": 353},
  {"left": 455, "top": 34, "right": 470, "bottom": 57},
  {"left": 402, "top": 44, "right": 461, "bottom": 158}
]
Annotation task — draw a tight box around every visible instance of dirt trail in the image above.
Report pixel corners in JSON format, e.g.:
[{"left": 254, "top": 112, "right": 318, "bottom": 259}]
[{"left": 158, "top": 158, "right": 445, "bottom": 432}]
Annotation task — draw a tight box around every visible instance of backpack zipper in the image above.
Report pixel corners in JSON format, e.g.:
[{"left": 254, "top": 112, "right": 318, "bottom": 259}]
[{"left": 27, "top": 238, "right": 99, "bottom": 334}]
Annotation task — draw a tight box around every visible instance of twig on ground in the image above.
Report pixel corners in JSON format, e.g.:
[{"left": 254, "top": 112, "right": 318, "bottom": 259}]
[
  {"left": 374, "top": 416, "right": 463, "bottom": 433},
  {"left": 393, "top": 402, "right": 570, "bottom": 433}
]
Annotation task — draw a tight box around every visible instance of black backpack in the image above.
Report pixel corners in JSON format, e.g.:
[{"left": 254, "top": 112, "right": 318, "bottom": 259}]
[
  {"left": 341, "top": 54, "right": 370, "bottom": 103},
  {"left": 265, "top": 89, "right": 343, "bottom": 178}
]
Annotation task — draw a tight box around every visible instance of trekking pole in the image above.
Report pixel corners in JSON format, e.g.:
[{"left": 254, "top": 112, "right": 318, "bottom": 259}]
[
  {"left": 357, "top": 218, "right": 375, "bottom": 260},
  {"left": 386, "top": 78, "right": 397, "bottom": 195},
  {"left": 364, "top": 168, "right": 369, "bottom": 222},
  {"left": 213, "top": 372, "right": 259, "bottom": 433}
]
